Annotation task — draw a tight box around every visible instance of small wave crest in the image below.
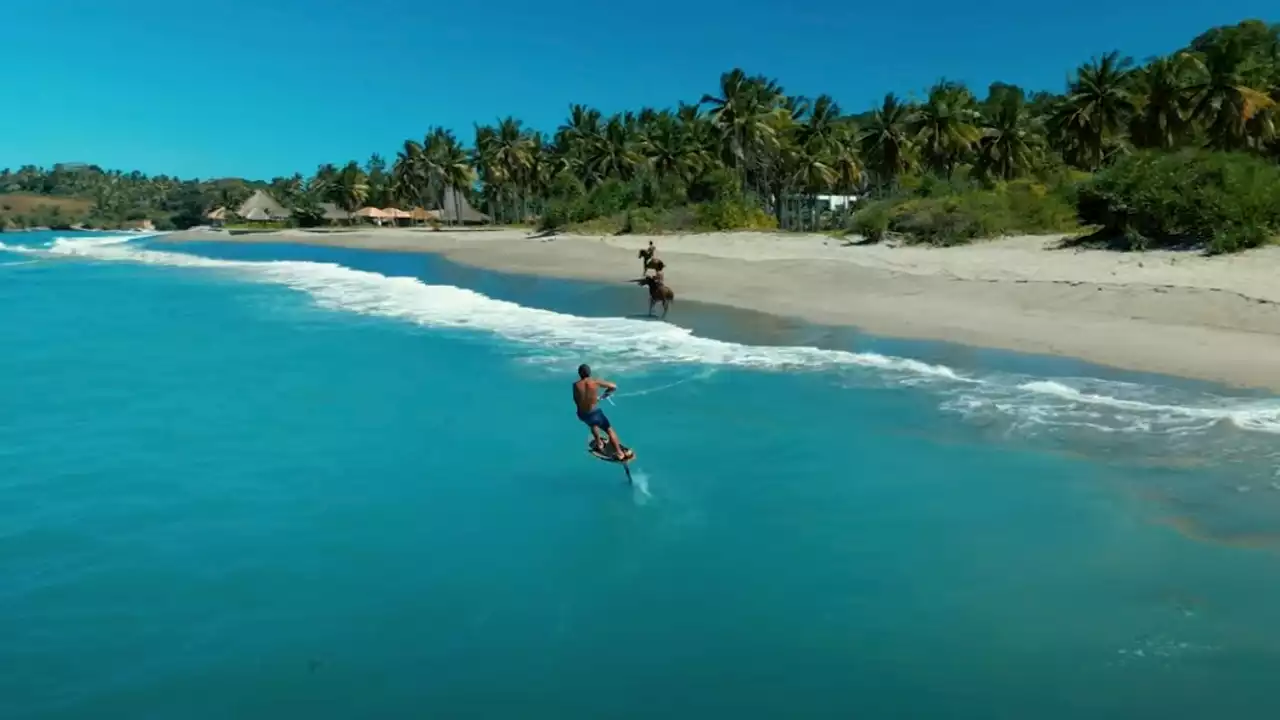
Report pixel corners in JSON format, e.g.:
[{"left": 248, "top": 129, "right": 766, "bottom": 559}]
[
  {"left": 1, "top": 232, "right": 143, "bottom": 253},
  {"left": 943, "top": 377, "right": 1280, "bottom": 436},
  {"left": 1019, "top": 380, "right": 1280, "bottom": 434},
  {"left": 16, "top": 236, "right": 1280, "bottom": 441}
]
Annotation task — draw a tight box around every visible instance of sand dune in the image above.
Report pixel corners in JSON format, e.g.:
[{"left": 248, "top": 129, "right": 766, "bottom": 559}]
[{"left": 163, "top": 227, "right": 1280, "bottom": 391}]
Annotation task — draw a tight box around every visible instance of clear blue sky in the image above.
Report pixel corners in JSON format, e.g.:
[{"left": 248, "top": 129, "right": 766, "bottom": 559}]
[{"left": 2, "top": 0, "right": 1272, "bottom": 181}]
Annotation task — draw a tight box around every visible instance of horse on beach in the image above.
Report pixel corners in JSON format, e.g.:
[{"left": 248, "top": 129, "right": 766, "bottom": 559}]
[{"left": 633, "top": 275, "right": 675, "bottom": 318}]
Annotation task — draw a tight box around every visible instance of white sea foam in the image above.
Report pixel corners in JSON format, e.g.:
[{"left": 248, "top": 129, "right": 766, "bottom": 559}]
[
  {"left": 1018, "top": 380, "right": 1280, "bottom": 434},
  {"left": 630, "top": 471, "right": 653, "bottom": 504},
  {"left": 27, "top": 237, "right": 964, "bottom": 378},
  {"left": 17, "top": 236, "right": 1280, "bottom": 438}
]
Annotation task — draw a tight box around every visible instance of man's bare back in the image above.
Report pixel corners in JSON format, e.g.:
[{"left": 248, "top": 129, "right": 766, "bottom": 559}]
[{"left": 573, "top": 378, "right": 607, "bottom": 414}]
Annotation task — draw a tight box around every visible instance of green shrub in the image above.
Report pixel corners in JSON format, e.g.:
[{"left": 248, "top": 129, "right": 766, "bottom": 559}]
[
  {"left": 572, "top": 214, "right": 625, "bottom": 235},
  {"left": 1004, "top": 179, "right": 1079, "bottom": 231},
  {"left": 850, "top": 201, "right": 891, "bottom": 242},
  {"left": 1077, "top": 149, "right": 1280, "bottom": 253},
  {"left": 583, "top": 179, "right": 634, "bottom": 218},
  {"left": 693, "top": 199, "right": 776, "bottom": 231},
  {"left": 687, "top": 167, "right": 741, "bottom": 203},
  {"left": 537, "top": 204, "right": 566, "bottom": 231},
  {"left": 549, "top": 200, "right": 776, "bottom": 235},
  {"left": 654, "top": 206, "right": 697, "bottom": 232},
  {"left": 622, "top": 207, "right": 658, "bottom": 234},
  {"left": 852, "top": 181, "right": 1079, "bottom": 246},
  {"left": 538, "top": 178, "right": 644, "bottom": 232}
]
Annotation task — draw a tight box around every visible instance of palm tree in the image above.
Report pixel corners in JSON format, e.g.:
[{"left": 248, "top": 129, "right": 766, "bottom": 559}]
[
  {"left": 493, "top": 116, "right": 534, "bottom": 222},
  {"left": 859, "top": 93, "right": 917, "bottom": 190},
  {"left": 783, "top": 95, "right": 848, "bottom": 230},
  {"left": 674, "top": 102, "right": 719, "bottom": 192},
  {"left": 392, "top": 139, "right": 427, "bottom": 210},
  {"left": 789, "top": 141, "right": 836, "bottom": 231},
  {"left": 217, "top": 184, "right": 251, "bottom": 214},
  {"left": 1185, "top": 34, "right": 1276, "bottom": 150},
  {"left": 556, "top": 104, "right": 603, "bottom": 186},
  {"left": 1130, "top": 54, "right": 1196, "bottom": 149},
  {"left": 269, "top": 174, "right": 305, "bottom": 207},
  {"left": 911, "top": 80, "right": 983, "bottom": 177},
  {"left": 424, "top": 128, "right": 474, "bottom": 225},
  {"left": 828, "top": 121, "right": 864, "bottom": 226},
  {"left": 1247, "top": 81, "right": 1280, "bottom": 157},
  {"left": 524, "top": 133, "right": 553, "bottom": 220},
  {"left": 364, "top": 154, "right": 390, "bottom": 208},
  {"left": 587, "top": 114, "right": 644, "bottom": 183},
  {"left": 976, "top": 90, "right": 1039, "bottom": 181},
  {"left": 472, "top": 124, "right": 502, "bottom": 221},
  {"left": 329, "top": 161, "right": 369, "bottom": 215},
  {"left": 702, "top": 69, "right": 785, "bottom": 199},
  {"left": 1046, "top": 51, "right": 1137, "bottom": 170}
]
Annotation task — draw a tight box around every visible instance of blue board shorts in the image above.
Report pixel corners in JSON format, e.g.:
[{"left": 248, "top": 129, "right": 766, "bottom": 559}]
[{"left": 577, "top": 407, "right": 611, "bottom": 431}]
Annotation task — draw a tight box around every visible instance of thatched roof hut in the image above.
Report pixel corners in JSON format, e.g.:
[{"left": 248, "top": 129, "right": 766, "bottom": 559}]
[
  {"left": 354, "top": 207, "right": 389, "bottom": 219},
  {"left": 409, "top": 207, "right": 439, "bottom": 222},
  {"left": 206, "top": 207, "right": 227, "bottom": 221},
  {"left": 242, "top": 207, "right": 272, "bottom": 222},
  {"left": 381, "top": 208, "right": 412, "bottom": 220},
  {"left": 236, "top": 189, "right": 291, "bottom": 220},
  {"left": 319, "top": 203, "right": 351, "bottom": 222},
  {"left": 439, "top": 186, "right": 489, "bottom": 224}
]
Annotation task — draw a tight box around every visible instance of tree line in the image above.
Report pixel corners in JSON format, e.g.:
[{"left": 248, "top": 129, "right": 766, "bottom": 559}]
[{"left": 2, "top": 19, "right": 1276, "bottom": 238}]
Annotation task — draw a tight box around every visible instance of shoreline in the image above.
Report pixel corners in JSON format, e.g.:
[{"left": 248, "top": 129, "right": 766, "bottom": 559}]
[{"left": 160, "top": 227, "right": 1280, "bottom": 392}]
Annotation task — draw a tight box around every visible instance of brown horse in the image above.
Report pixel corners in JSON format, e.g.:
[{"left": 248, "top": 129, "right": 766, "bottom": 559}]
[{"left": 633, "top": 275, "right": 674, "bottom": 318}]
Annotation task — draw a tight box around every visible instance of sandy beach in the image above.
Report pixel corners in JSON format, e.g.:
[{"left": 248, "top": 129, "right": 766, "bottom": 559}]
[{"left": 163, "top": 227, "right": 1280, "bottom": 391}]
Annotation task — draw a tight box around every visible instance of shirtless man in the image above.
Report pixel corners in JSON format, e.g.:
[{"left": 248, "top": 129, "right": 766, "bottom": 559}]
[{"left": 572, "top": 364, "right": 627, "bottom": 460}]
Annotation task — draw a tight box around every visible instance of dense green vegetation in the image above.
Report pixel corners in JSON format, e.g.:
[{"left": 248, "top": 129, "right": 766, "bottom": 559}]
[
  {"left": 1077, "top": 150, "right": 1280, "bottom": 252},
  {"left": 851, "top": 177, "right": 1083, "bottom": 246},
  {"left": 3, "top": 19, "right": 1279, "bottom": 250}
]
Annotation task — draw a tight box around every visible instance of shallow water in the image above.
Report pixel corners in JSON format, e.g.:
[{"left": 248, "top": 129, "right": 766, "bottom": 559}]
[{"left": 3, "top": 232, "right": 1280, "bottom": 718}]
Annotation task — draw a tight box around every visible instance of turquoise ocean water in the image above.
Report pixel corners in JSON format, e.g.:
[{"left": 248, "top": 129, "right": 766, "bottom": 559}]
[{"left": 4, "top": 231, "right": 1280, "bottom": 718}]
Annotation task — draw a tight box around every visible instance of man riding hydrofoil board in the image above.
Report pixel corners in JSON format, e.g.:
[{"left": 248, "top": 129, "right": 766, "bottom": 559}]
[{"left": 572, "top": 364, "right": 629, "bottom": 461}]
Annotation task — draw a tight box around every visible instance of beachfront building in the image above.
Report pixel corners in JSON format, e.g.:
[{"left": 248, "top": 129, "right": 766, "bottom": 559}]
[
  {"left": 205, "top": 207, "right": 227, "bottom": 228},
  {"left": 439, "top": 186, "right": 489, "bottom": 225},
  {"left": 353, "top": 207, "right": 390, "bottom": 226},
  {"left": 775, "top": 192, "right": 859, "bottom": 210},
  {"left": 815, "top": 193, "right": 859, "bottom": 211},
  {"left": 235, "top": 189, "right": 291, "bottom": 222},
  {"left": 381, "top": 208, "right": 413, "bottom": 225},
  {"left": 409, "top": 207, "right": 438, "bottom": 225},
  {"left": 319, "top": 203, "right": 352, "bottom": 224}
]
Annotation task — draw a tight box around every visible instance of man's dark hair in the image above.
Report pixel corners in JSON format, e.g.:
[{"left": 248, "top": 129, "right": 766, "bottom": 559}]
[{"left": 577, "top": 364, "right": 591, "bottom": 378}]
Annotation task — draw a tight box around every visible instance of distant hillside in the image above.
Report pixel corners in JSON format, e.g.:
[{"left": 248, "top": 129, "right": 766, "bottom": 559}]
[{"left": 0, "top": 193, "right": 94, "bottom": 215}]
